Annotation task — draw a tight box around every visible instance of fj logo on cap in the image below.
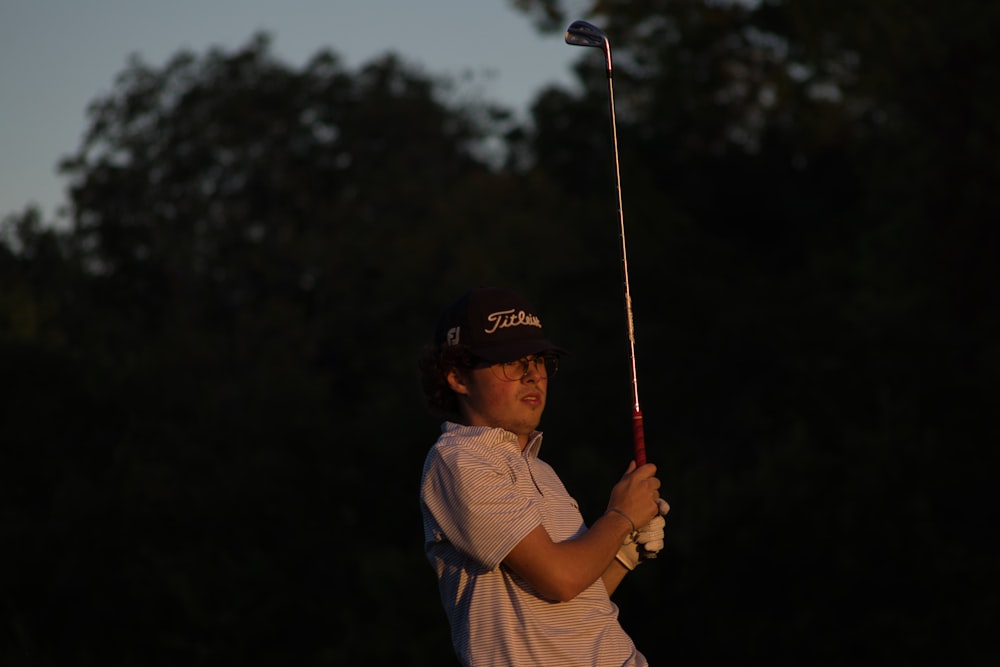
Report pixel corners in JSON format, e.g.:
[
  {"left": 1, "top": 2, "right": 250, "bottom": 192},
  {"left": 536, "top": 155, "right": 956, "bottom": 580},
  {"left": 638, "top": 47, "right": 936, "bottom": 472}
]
[
  {"left": 445, "top": 326, "right": 461, "bottom": 346},
  {"left": 484, "top": 309, "right": 542, "bottom": 334}
]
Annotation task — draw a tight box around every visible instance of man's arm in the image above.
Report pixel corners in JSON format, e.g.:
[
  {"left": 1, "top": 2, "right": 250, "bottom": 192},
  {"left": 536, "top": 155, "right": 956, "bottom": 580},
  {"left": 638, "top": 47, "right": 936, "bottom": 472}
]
[
  {"left": 601, "top": 558, "right": 630, "bottom": 596},
  {"left": 503, "top": 510, "right": 635, "bottom": 602},
  {"left": 503, "top": 461, "right": 662, "bottom": 602}
]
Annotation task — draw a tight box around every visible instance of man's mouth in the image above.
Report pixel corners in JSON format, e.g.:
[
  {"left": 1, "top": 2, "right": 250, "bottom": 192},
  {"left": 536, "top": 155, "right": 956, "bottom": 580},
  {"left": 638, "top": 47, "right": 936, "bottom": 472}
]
[{"left": 521, "top": 392, "right": 542, "bottom": 405}]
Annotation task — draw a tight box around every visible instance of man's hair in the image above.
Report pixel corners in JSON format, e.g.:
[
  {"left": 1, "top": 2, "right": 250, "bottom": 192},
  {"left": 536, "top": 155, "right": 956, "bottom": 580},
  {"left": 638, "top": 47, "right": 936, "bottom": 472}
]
[{"left": 418, "top": 343, "right": 476, "bottom": 418}]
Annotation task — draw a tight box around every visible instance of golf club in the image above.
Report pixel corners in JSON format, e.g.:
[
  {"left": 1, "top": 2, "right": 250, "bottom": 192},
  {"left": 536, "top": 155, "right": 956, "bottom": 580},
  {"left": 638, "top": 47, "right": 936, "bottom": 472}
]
[{"left": 565, "top": 20, "right": 647, "bottom": 466}]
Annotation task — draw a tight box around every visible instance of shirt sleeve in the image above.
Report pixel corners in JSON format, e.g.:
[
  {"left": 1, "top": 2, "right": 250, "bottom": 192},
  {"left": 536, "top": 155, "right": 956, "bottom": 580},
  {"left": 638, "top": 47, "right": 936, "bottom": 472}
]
[{"left": 422, "top": 444, "right": 542, "bottom": 570}]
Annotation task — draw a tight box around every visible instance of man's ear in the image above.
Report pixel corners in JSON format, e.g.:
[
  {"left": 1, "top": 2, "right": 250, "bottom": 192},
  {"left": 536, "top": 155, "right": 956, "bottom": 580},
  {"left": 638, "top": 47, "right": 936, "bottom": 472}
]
[{"left": 446, "top": 368, "right": 470, "bottom": 395}]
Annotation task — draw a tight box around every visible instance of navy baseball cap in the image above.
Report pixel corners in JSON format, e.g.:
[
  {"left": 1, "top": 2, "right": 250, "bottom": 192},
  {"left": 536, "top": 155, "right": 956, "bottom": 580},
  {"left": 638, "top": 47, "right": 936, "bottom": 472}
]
[{"left": 435, "top": 287, "right": 568, "bottom": 362}]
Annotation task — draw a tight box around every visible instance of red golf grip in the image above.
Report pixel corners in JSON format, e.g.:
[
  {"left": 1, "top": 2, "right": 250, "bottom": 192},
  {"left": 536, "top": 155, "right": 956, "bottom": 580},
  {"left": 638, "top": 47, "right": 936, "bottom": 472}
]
[{"left": 632, "top": 408, "right": 646, "bottom": 466}]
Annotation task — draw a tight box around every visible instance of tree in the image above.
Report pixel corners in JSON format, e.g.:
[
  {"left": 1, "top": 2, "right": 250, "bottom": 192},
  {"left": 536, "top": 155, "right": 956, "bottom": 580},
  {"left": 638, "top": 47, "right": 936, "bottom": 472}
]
[
  {"left": 4, "top": 1, "right": 997, "bottom": 662},
  {"left": 513, "top": 1, "right": 998, "bottom": 663},
  {"left": 4, "top": 34, "right": 520, "bottom": 666}
]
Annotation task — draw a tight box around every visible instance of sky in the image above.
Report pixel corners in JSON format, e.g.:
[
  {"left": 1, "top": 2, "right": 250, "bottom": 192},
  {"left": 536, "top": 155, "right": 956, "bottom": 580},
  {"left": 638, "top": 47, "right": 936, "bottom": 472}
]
[{"left": 0, "top": 0, "right": 583, "bottom": 222}]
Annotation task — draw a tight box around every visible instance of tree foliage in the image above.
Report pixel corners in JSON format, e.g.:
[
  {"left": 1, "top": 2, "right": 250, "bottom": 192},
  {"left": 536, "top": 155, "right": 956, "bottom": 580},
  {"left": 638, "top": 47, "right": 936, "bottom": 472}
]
[
  {"left": 519, "top": 2, "right": 997, "bottom": 664},
  {"left": 3, "top": 2, "right": 997, "bottom": 664}
]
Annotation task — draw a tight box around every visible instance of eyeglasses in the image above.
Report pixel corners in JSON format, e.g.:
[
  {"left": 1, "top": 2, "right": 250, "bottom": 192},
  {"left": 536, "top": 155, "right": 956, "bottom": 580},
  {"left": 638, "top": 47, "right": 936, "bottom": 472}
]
[{"left": 477, "top": 353, "right": 560, "bottom": 382}]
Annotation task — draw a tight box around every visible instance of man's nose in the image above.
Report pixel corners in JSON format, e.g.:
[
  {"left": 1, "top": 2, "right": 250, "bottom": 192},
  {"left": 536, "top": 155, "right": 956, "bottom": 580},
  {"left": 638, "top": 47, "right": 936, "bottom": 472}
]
[{"left": 522, "top": 360, "right": 543, "bottom": 381}]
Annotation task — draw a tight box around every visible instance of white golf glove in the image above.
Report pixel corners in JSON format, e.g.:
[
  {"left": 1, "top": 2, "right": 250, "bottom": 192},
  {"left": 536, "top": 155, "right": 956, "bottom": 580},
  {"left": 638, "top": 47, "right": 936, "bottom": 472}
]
[{"left": 615, "top": 498, "right": 670, "bottom": 570}]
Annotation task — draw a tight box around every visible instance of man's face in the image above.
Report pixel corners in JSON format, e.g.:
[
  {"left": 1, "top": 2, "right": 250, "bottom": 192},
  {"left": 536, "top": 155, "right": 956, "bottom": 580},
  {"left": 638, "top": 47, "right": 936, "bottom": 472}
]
[{"left": 448, "top": 356, "right": 550, "bottom": 449}]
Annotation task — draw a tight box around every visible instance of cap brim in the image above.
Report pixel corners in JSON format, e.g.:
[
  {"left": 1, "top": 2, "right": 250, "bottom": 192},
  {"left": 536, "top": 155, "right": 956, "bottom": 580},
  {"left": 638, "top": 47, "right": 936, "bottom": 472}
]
[{"left": 472, "top": 339, "right": 570, "bottom": 363}]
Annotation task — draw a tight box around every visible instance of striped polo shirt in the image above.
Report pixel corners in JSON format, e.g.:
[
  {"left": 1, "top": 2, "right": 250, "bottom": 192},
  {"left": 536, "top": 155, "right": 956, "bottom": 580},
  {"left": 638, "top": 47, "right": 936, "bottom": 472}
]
[{"left": 420, "top": 422, "right": 647, "bottom": 667}]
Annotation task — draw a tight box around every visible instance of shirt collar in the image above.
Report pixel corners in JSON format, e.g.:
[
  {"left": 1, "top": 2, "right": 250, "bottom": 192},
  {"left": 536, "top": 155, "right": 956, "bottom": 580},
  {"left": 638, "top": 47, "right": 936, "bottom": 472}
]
[{"left": 441, "top": 421, "right": 544, "bottom": 458}]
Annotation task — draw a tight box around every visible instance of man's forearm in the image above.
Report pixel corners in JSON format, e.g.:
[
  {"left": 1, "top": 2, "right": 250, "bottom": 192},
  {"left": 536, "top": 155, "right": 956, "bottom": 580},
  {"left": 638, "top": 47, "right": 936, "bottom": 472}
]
[
  {"left": 601, "top": 558, "right": 629, "bottom": 595},
  {"left": 504, "top": 510, "right": 636, "bottom": 602}
]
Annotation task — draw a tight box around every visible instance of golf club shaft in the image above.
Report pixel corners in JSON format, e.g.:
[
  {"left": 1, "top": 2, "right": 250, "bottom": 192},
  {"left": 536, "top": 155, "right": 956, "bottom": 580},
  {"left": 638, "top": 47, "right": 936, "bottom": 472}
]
[
  {"left": 608, "top": 70, "right": 646, "bottom": 467},
  {"left": 566, "top": 21, "right": 646, "bottom": 465}
]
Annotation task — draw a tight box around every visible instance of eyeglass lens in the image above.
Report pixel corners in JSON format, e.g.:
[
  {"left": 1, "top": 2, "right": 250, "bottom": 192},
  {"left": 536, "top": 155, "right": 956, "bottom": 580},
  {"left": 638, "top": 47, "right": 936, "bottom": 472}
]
[{"left": 498, "top": 355, "right": 558, "bottom": 381}]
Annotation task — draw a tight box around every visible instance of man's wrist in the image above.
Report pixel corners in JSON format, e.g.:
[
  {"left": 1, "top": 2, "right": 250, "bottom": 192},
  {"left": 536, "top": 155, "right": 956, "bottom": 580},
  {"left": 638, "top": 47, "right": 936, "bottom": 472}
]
[{"left": 605, "top": 507, "right": 639, "bottom": 542}]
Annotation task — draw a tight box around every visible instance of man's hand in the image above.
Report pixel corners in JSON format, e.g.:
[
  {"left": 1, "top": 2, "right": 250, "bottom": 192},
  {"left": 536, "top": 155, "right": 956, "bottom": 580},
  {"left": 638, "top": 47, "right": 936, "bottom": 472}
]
[
  {"left": 615, "top": 498, "right": 670, "bottom": 570},
  {"left": 638, "top": 497, "right": 670, "bottom": 555},
  {"left": 607, "top": 461, "right": 662, "bottom": 534}
]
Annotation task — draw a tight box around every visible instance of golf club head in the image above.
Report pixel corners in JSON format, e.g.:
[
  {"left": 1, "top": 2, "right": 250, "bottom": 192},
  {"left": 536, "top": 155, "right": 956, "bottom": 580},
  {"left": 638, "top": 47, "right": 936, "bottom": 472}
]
[{"left": 565, "top": 20, "right": 608, "bottom": 49}]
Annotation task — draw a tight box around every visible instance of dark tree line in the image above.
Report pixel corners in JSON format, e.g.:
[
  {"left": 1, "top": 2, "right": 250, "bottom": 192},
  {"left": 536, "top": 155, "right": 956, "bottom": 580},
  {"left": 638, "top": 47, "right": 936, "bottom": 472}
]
[{"left": 2, "top": 1, "right": 996, "bottom": 664}]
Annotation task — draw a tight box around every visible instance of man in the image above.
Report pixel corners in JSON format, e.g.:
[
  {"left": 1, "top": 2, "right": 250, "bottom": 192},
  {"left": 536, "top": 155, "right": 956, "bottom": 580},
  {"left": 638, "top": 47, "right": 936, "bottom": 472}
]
[{"left": 419, "top": 287, "right": 669, "bottom": 666}]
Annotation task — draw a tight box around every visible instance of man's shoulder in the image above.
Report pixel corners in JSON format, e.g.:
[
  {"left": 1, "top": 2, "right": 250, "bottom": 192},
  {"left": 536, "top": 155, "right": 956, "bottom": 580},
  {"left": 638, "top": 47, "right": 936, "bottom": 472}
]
[{"left": 431, "top": 423, "right": 521, "bottom": 467}]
